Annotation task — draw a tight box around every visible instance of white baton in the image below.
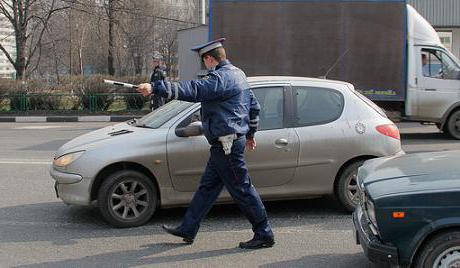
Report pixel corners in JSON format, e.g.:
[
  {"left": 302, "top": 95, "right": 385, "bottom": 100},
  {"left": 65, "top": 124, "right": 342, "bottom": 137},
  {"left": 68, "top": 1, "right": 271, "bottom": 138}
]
[{"left": 104, "top": 79, "right": 138, "bottom": 89}]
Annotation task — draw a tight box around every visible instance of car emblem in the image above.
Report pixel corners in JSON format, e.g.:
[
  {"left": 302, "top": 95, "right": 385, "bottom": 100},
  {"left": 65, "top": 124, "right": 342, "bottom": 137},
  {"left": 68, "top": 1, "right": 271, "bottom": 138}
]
[{"left": 355, "top": 122, "right": 366, "bottom": 134}]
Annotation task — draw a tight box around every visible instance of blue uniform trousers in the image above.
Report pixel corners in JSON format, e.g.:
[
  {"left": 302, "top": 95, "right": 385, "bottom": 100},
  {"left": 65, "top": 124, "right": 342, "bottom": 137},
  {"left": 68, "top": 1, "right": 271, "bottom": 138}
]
[{"left": 179, "top": 136, "right": 274, "bottom": 240}]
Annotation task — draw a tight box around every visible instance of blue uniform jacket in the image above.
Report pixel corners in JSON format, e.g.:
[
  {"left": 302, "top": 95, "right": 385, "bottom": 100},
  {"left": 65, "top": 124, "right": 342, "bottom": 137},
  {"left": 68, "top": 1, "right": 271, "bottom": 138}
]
[{"left": 152, "top": 60, "right": 260, "bottom": 143}]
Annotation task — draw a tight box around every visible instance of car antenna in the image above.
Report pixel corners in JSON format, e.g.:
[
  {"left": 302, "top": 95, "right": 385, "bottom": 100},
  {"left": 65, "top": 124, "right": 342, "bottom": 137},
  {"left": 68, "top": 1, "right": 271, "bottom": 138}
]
[{"left": 319, "top": 48, "right": 350, "bottom": 79}]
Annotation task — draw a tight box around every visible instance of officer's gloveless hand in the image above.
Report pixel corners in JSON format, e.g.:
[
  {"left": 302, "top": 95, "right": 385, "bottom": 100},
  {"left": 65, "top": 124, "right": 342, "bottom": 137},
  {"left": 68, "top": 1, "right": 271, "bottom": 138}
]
[
  {"left": 246, "top": 138, "right": 256, "bottom": 151},
  {"left": 137, "top": 83, "right": 152, "bottom": 97}
]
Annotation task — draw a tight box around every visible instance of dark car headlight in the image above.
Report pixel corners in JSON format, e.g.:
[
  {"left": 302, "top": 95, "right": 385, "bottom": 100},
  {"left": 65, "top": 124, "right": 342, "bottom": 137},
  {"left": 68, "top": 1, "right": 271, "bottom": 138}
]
[{"left": 366, "top": 199, "right": 379, "bottom": 231}]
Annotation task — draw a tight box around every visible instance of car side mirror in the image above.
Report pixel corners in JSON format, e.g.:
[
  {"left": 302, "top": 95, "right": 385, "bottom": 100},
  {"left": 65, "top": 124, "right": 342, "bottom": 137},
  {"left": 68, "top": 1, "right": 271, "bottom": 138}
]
[{"left": 176, "top": 121, "right": 204, "bottom": 137}]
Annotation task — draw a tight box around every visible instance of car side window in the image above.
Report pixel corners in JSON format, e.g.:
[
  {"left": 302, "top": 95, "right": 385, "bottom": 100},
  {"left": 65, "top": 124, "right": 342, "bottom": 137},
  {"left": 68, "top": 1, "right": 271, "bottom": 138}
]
[
  {"left": 293, "top": 86, "right": 344, "bottom": 127},
  {"left": 252, "top": 87, "right": 284, "bottom": 130},
  {"left": 422, "top": 49, "right": 460, "bottom": 80}
]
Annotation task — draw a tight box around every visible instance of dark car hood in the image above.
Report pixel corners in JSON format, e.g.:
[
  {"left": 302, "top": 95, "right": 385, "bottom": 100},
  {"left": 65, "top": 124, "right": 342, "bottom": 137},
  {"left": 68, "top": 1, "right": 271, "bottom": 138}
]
[{"left": 360, "top": 150, "right": 460, "bottom": 199}]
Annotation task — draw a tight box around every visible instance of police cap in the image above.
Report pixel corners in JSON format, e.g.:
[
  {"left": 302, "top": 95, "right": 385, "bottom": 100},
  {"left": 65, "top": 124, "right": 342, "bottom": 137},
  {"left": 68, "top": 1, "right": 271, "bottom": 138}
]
[{"left": 191, "top": 38, "right": 226, "bottom": 57}]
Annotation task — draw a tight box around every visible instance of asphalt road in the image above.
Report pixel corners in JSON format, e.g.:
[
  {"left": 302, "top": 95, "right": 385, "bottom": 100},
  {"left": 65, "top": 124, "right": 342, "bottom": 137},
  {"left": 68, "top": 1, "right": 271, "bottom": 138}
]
[{"left": 0, "top": 122, "right": 458, "bottom": 268}]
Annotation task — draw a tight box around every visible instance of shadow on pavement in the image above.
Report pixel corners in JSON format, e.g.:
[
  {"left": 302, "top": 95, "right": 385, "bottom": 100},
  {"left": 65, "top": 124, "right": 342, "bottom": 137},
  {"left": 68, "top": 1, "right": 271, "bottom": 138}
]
[
  {"left": 401, "top": 132, "right": 450, "bottom": 141},
  {"left": 261, "top": 253, "right": 384, "bottom": 268},
  {"left": 0, "top": 196, "right": 351, "bottom": 245},
  {"left": 16, "top": 242, "right": 243, "bottom": 268}
]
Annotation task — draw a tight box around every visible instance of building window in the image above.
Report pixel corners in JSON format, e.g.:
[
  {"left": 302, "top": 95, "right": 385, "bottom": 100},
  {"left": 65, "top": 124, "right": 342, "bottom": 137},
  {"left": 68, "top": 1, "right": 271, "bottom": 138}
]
[{"left": 437, "top": 31, "right": 453, "bottom": 52}]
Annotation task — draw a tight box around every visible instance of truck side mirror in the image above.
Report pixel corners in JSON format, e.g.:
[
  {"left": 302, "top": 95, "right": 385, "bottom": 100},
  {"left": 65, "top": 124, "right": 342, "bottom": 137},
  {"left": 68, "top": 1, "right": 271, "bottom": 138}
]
[{"left": 175, "top": 121, "right": 204, "bottom": 137}]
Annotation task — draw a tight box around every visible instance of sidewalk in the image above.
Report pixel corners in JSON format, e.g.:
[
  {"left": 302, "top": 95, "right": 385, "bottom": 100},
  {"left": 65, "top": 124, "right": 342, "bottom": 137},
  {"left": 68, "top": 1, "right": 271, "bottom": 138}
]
[{"left": 0, "top": 115, "right": 140, "bottom": 123}]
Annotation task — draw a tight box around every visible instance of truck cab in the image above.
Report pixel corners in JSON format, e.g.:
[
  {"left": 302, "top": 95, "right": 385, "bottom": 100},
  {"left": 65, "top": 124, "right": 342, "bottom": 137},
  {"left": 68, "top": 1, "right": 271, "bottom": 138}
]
[{"left": 406, "top": 5, "right": 460, "bottom": 138}]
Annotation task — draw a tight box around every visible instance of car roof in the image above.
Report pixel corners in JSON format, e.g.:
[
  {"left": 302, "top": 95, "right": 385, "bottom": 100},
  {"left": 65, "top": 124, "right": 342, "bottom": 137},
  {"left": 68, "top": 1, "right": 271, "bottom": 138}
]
[{"left": 247, "top": 76, "right": 353, "bottom": 88}]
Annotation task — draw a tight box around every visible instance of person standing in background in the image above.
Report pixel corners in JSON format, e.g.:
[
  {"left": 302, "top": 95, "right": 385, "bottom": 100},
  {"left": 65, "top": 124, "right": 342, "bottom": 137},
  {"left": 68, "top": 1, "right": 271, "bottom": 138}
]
[{"left": 150, "top": 55, "right": 167, "bottom": 110}]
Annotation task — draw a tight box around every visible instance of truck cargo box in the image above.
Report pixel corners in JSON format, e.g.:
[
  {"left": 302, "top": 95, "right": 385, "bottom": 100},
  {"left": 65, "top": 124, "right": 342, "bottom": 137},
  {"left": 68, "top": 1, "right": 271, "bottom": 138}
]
[{"left": 210, "top": 0, "right": 407, "bottom": 101}]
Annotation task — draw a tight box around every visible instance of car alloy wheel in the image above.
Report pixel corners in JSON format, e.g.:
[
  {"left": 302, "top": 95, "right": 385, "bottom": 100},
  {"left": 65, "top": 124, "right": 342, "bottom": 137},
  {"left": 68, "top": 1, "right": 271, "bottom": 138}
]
[
  {"left": 98, "top": 170, "right": 158, "bottom": 228},
  {"left": 110, "top": 180, "right": 149, "bottom": 220},
  {"left": 345, "top": 172, "right": 359, "bottom": 206},
  {"left": 335, "top": 160, "right": 364, "bottom": 212},
  {"left": 447, "top": 110, "right": 460, "bottom": 140}
]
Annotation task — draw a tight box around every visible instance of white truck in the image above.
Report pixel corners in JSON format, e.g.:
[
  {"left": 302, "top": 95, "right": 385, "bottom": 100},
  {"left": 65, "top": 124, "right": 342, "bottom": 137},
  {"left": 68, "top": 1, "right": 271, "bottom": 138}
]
[{"left": 180, "top": 1, "right": 460, "bottom": 138}]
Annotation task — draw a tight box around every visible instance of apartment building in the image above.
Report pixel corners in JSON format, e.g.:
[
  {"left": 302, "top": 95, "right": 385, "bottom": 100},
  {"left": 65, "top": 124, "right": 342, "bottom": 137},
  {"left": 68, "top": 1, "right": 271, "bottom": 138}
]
[{"left": 0, "top": 14, "right": 15, "bottom": 79}]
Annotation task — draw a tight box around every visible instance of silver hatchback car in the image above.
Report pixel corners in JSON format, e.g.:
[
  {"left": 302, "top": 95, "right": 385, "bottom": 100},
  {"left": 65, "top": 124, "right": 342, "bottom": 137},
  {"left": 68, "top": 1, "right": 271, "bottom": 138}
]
[{"left": 50, "top": 76, "right": 402, "bottom": 227}]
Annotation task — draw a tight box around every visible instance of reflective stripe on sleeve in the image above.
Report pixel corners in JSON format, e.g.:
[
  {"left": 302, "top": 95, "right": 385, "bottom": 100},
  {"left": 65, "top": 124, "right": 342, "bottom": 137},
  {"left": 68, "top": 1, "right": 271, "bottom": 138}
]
[
  {"left": 173, "top": 82, "right": 179, "bottom": 100},
  {"left": 166, "top": 82, "right": 172, "bottom": 100}
]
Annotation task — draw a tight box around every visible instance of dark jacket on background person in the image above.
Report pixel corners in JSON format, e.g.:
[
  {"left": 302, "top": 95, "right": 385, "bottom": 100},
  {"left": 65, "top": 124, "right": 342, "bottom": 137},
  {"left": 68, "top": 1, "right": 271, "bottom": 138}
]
[
  {"left": 150, "top": 66, "right": 167, "bottom": 110},
  {"left": 152, "top": 59, "right": 260, "bottom": 143}
]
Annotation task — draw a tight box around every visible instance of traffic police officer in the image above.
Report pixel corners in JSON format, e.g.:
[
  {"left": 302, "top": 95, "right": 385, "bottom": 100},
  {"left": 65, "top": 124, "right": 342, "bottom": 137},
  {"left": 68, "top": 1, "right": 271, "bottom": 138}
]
[
  {"left": 136, "top": 38, "right": 275, "bottom": 249},
  {"left": 150, "top": 55, "right": 167, "bottom": 110}
]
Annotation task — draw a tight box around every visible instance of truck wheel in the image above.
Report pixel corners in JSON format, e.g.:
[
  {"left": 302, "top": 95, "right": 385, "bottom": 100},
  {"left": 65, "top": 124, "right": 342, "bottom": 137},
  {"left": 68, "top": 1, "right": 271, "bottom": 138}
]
[
  {"left": 98, "top": 170, "right": 158, "bottom": 228},
  {"left": 446, "top": 110, "right": 460, "bottom": 139},
  {"left": 335, "top": 160, "right": 364, "bottom": 213},
  {"left": 414, "top": 230, "right": 460, "bottom": 268}
]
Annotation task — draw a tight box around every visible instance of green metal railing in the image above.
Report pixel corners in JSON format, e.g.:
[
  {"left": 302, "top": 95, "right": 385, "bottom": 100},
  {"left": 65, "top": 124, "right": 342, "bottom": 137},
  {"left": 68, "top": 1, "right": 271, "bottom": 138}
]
[{"left": 0, "top": 93, "right": 149, "bottom": 113}]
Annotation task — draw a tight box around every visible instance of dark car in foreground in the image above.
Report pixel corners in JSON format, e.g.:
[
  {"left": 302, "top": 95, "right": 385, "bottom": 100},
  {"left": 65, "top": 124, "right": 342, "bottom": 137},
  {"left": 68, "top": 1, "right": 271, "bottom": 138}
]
[{"left": 354, "top": 150, "right": 460, "bottom": 268}]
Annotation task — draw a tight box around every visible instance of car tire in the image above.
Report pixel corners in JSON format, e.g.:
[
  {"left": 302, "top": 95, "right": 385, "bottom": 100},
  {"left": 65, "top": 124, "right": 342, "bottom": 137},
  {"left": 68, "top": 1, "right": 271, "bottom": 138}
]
[
  {"left": 335, "top": 160, "right": 364, "bottom": 213},
  {"left": 97, "top": 170, "right": 158, "bottom": 228},
  {"left": 446, "top": 110, "right": 460, "bottom": 139},
  {"left": 414, "top": 230, "right": 460, "bottom": 268}
]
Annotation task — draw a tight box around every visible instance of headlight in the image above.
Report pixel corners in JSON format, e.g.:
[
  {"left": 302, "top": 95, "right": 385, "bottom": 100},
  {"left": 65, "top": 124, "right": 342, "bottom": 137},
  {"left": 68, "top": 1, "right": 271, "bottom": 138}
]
[
  {"left": 53, "top": 151, "right": 85, "bottom": 167},
  {"left": 366, "top": 199, "right": 378, "bottom": 228}
]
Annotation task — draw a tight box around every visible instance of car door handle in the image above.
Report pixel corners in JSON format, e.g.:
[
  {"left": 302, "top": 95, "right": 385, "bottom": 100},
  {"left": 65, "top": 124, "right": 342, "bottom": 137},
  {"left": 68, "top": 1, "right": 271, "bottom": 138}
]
[
  {"left": 275, "top": 138, "right": 289, "bottom": 146},
  {"left": 424, "top": 88, "right": 437, "bottom": 91}
]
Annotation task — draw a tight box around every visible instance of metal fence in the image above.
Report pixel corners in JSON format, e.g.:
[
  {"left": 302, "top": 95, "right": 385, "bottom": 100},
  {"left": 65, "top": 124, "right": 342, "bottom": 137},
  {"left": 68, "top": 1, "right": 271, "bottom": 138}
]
[{"left": 0, "top": 93, "right": 149, "bottom": 114}]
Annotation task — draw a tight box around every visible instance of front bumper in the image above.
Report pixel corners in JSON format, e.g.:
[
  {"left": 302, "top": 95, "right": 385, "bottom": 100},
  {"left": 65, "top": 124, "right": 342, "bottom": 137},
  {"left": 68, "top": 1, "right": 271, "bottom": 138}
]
[
  {"left": 353, "top": 205, "right": 399, "bottom": 266},
  {"left": 50, "top": 165, "right": 92, "bottom": 206}
]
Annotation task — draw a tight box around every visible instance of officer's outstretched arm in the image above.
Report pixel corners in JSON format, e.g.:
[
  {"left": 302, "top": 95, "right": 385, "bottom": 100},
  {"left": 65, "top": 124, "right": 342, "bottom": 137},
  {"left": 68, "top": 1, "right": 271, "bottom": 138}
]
[{"left": 152, "top": 72, "right": 236, "bottom": 103}]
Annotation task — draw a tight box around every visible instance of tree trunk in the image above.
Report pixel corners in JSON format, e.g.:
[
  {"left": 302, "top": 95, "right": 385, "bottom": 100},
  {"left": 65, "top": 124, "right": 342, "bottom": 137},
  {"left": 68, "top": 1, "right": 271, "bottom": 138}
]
[
  {"left": 107, "top": 0, "right": 115, "bottom": 75},
  {"left": 15, "top": 32, "right": 27, "bottom": 80}
]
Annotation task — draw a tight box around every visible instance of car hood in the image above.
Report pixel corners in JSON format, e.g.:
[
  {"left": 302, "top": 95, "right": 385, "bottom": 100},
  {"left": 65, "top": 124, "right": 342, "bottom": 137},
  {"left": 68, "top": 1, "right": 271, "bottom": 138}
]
[
  {"left": 55, "top": 122, "right": 147, "bottom": 158},
  {"left": 360, "top": 150, "right": 460, "bottom": 199}
]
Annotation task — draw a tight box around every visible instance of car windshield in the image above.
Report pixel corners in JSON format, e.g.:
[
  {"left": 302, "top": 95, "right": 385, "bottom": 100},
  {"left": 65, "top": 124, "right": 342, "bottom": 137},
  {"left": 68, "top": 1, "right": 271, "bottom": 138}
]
[{"left": 135, "top": 100, "right": 194, "bottom": 129}]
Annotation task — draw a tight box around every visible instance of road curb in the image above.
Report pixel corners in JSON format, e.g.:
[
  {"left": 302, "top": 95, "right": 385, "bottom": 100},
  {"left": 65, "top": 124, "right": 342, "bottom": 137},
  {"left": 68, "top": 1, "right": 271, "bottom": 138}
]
[{"left": 0, "top": 115, "right": 140, "bottom": 123}]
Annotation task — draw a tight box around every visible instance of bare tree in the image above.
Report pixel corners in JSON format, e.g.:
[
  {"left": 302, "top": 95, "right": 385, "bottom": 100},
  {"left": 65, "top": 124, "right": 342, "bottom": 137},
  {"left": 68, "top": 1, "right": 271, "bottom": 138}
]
[
  {"left": 0, "top": 0, "right": 69, "bottom": 80},
  {"left": 104, "top": 0, "right": 117, "bottom": 75},
  {"left": 31, "top": 0, "right": 200, "bottom": 78}
]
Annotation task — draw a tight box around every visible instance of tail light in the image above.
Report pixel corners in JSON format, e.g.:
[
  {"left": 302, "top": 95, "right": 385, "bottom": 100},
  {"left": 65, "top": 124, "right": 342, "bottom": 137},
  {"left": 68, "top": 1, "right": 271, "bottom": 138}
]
[{"left": 376, "top": 124, "right": 400, "bottom": 140}]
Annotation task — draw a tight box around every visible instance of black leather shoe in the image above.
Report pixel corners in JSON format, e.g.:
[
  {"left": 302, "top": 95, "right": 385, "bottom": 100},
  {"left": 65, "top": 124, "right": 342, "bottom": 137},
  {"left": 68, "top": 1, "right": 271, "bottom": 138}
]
[
  {"left": 162, "top": 225, "right": 194, "bottom": 244},
  {"left": 239, "top": 236, "right": 275, "bottom": 249}
]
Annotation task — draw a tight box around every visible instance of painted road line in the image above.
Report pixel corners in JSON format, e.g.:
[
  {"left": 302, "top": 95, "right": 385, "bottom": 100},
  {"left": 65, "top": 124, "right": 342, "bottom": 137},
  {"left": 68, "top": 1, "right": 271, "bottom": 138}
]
[
  {"left": 14, "top": 125, "right": 72, "bottom": 130},
  {"left": 0, "top": 159, "right": 51, "bottom": 165}
]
